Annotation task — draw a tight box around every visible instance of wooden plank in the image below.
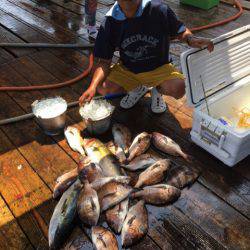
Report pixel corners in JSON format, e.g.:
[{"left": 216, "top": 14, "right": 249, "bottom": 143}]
[
  {"left": 0, "top": 126, "right": 50, "bottom": 248},
  {"left": 0, "top": 195, "right": 33, "bottom": 250},
  {"left": 174, "top": 182, "right": 250, "bottom": 249},
  {"left": 0, "top": 48, "right": 15, "bottom": 65},
  {"left": 0, "top": 0, "right": 86, "bottom": 43},
  {"left": 0, "top": 25, "right": 36, "bottom": 57}
]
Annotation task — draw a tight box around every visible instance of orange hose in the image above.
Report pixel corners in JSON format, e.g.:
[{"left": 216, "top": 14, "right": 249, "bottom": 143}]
[
  {"left": 190, "top": 0, "right": 243, "bottom": 32},
  {"left": 0, "top": 53, "right": 93, "bottom": 91},
  {"left": 0, "top": 1, "right": 243, "bottom": 92}
]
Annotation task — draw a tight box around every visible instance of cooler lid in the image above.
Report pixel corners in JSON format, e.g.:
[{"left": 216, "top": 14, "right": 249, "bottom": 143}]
[{"left": 181, "top": 25, "right": 250, "bottom": 107}]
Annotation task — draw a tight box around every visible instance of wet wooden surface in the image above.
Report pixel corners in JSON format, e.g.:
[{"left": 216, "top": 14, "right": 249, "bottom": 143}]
[{"left": 0, "top": 0, "right": 249, "bottom": 249}]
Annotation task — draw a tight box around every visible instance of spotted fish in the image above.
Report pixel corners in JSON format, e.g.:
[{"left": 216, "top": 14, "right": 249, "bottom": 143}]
[
  {"left": 121, "top": 200, "right": 148, "bottom": 247},
  {"left": 152, "top": 132, "right": 192, "bottom": 161},
  {"left": 128, "top": 132, "right": 152, "bottom": 162},
  {"left": 134, "top": 159, "right": 171, "bottom": 188},
  {"left": 166, "top": 165, "right": 200, "bottom": 189},
  {"left": 77, "top": 180, "right": 100, "bottom": 226},
  {"left": 131, "top": 184, "right": 181, "bottom": 205},
  {"left": 91, "top": 226, "right": 118, "bottom": 250},
  {"left": 105, "top": 198, "right": 129, "bottom": 234}
]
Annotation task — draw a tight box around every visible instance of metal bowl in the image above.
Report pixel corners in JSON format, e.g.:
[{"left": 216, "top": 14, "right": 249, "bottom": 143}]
[
  {"left": 85, "top": 113, "right": 113, "bottom": 135},
  {"left": 32, "top": 97, "right": 67, "bottom": 135}
]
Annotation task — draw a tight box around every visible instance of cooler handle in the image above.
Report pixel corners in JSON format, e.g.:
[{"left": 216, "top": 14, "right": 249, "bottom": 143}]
[{"left": 191, "top": 131, "right": 230, "bottom": 159}]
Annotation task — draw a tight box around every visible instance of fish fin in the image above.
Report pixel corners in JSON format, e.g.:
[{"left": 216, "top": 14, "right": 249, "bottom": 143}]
[
  {"left": 90, "top": 197, "right": 97, "bottom": 211},
  {"left": 102, "top": 191, "right": 116, "bottom": 199},
  {"left": 127, "top": 215, "right": 136, "bottom": 226}
]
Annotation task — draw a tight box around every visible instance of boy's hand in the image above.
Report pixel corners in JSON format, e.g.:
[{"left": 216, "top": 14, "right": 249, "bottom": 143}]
[
  {"left": 79, "top": 86, "right": 96, "bottom": 105},
  {"left": 187, "top": 36, "right": 214, "bottom": 52}
]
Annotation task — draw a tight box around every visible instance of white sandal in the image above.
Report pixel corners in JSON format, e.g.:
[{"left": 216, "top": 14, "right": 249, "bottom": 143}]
[
  {"left": 151, "top": 87, "right": 166, "bottom": 113},
  {"left": 120, "top": 85, "right": 149, "bottom": 109}
]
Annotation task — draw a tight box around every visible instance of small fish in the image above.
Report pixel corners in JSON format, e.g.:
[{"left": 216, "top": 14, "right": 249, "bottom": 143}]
[
  {"left": 166, "top": 165, "right": 200, "bottom": 189},
  {"left": 91, "top": 176, "right": 131, "bottom": 190},
  {"left": 152, "top": 132, "right": 191, "bottom": 161},
  {"left": 127, "top": 132, "right": 152, "bottom": 162},
  {"left": 134, "top": 159, "right": 171, "bottom": 188},
  {"left": 105, "top": 198, "right": 129, "bottom": 234},
  {"left": 63, "top": 229, "right": 90, "bottom": 250},
  {"left": 64, "top": 126, "right": 85, "bottom": 155},
  {"left": 77, "top": 180, "right": 100, "bottom": 226},
  {"left": 112, "top": 123, "right": 132, "bottom": 154},
  {"left": 122, "top": 153, "right": 160, "bottom": 171},
  {"left": 98, "top": 182, "right": 133, "bottom": 211},
  {"left": 77, "top": 155, "right": 92, "bottom": 173},
  {"left": 49, "top": 180, "right": 82, "bottom": 249},
  {"left": 131, "top": 184, "right": 181, "bottom": 205},
  {"left": 56, "top": 168, "right": 78, "bottom": 184},
  {"left": 78, "top": 161, "right": 104, "bottom": 184},
  {"left": 106, "top": 141, "right": 127, "bottom": 163},
  {"left": 91, "top": 226, "right": 118, "bottom": 250},
  {"left": 121, "top": 200, "right": 148, "bottom": 247}
]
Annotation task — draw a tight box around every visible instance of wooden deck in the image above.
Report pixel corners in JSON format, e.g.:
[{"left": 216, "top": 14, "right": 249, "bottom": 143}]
[{"left": 0, "top": 0, "right": 249, "bottom": 249}]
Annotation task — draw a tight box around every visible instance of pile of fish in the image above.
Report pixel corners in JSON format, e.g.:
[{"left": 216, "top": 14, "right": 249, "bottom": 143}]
[{"left": 49, "top": 124, "right": 200, "bottom": 249}]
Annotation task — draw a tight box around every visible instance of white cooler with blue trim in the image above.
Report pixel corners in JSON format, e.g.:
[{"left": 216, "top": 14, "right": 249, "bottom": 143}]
[{"left": 180, "top": 25, "right": 250, "bottom": 167}]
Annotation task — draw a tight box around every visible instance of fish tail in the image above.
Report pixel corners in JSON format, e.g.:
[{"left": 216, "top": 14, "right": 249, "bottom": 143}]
[{"left": 181, "top": 152, "right": 193, "bottom": 162}]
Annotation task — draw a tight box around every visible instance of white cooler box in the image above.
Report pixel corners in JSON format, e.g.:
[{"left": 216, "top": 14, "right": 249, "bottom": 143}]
[{"left": 181, "top": 25, "right": 250, "bottom": 167}]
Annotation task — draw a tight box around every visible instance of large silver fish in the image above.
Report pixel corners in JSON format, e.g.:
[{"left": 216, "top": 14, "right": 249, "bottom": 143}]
[
  {"left": 105, "top": 198, "right": 129, "bottom": 234},
  {"left": 49, "top": 180, "right": 82, "bottom": 249},
  {"left": 127, "top": 132, "right": 151, "bottom": 162},
  {"left": 121, "top": 200, "right": 148, "bottom": 247},
  {"left": 166, "top": 165, "right": 200, "bottom": 189},
  {"left": 131, "top": 184, "right": 181, "bottom": 205},
  {"left": 64, "top": 126, "right": 85, "bottom": 155},
  {"left": 91, "top": 226, "right": 118, "bottom": 250},
  {"left": 122, "top": 153, "right": 160, "bottom": 171},
  {"left": 152, "top": 132, "right": 191, "bottom": 161},
  {"left": 97, "top": 182, "right": 133, "bottom": 211},
  {"left": 106, "top": 141, "right": 126, "bottom": 164},
  {"left": 91, "top": 176, "right": 131, "bottom": 191},
  {"left": 83, "top": 138, "right": 122, "bottom": 176},
  {"left": 112, "top": 123, "right": 132, "bottom": 156},
  {"left": 134, "top": 159, "right": 171, "bottom": 188},
  {"left": 77, "top": 180, "right": 100, "bottom": 226}
]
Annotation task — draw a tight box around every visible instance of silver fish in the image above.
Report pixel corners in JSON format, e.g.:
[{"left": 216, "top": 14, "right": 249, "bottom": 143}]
[
  {"left": 112, "top": 123, "right": 132, "bottom": 155},
  {"left": 134, "top": 159, "right": 171, "bottom": 188},
  {"left": 64, "top": 126, "right": 85, "bottom": 155},
  {"left": 91, "top": 226, "right": 118, "bottom": 250},
  {"left": 166, "top": 165, "right": 200, "bottom": 189},
  {"left": 77, "top": 180, "right": 100, "bottom": 226},
  {"left": 128, "top": 132, "right": 151, "bottom": 162},
  {"left": 91, "top": 176, "right": 131, "bottom": 190},
  {"left": 121, "top": 200, "right": 148, "bottom": 247},
  {"left": 105, "top": 198, "right": 129, "bottom": 234},
  {"left": 131, "top": 184, "right": 181, "bottom": 205},
  {"left": 152, "top": 132, "right": 191, "bottom": 161},
  {"left": 122, "top": 153, "right": 160, "bottom": 171},
  {"left": 49, "top": 180, "right": 82, "bottom": 249},
  {"left": 97, "top": 182, "right": 133, "bottom": 211}
]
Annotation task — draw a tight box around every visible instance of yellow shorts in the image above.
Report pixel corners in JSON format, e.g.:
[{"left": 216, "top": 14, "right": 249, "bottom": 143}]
[{"left": 107, "top": 62, "right": 185, "bottom": 91}]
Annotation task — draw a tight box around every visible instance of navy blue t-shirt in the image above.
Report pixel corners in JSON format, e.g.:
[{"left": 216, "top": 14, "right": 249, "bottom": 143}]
[{"left": 94, "top": 0, "right": 186, "bottom": 74}]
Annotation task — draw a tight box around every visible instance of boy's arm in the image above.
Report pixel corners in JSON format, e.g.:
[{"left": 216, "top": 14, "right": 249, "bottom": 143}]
[
  {"left": 79, "top": 58, "right": 111, "bottom": 104},
  {"left": 177, "top": 28, "right": 214, "bottom": 52}
]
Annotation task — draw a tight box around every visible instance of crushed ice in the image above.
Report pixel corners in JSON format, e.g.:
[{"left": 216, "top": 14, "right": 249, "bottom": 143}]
[
  {"left": 32, "top": 97, "right": 67, "bottom": 119},
  {"left": 79, "top": 99, "right": 114, "bottom": 121}
]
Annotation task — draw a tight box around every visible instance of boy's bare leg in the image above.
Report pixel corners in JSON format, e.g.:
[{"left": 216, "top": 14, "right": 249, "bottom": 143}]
[
  {"left": 97, "top": 80, "right": 126, "bottom": 96},
  {"left": 157, "top": 79, "right": 185, "bottom": 99}
]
